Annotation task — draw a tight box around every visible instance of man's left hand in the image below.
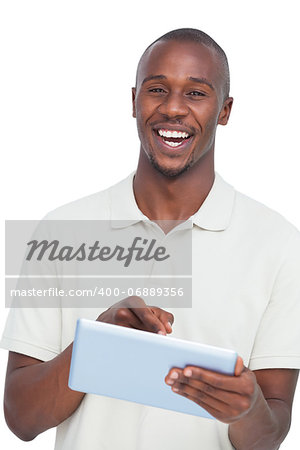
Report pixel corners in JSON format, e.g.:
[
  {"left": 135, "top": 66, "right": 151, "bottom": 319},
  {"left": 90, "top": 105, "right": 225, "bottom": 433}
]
[{"left": 165, "top": 356, "right": 262, "bottom": 424}]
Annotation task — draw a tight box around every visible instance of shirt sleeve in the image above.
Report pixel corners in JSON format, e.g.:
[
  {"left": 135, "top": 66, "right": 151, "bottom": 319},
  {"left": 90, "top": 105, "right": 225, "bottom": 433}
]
[
  {"left": 0, "top": 307, "right": 61, "bottom": 361},
  {"left": 1, "top": 219, "right": 62, "bottom": 362},
  {"left": 249, "top": 228, "right": 300, "bottom": 370}
]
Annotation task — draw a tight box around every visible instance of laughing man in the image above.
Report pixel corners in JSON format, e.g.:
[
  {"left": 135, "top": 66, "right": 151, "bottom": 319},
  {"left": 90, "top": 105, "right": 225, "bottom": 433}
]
[{"left": 2, "top": 28, "right": 300, "bottom": 450}]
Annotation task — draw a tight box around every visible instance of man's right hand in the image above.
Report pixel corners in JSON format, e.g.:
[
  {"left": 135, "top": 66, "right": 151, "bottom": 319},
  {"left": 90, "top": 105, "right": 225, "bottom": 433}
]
[
  {"left": 4, "top": 296, "right": 174, "bottom": 441},
  {"left": 96, "top": 296, "right": 174, "bottom": 335}
]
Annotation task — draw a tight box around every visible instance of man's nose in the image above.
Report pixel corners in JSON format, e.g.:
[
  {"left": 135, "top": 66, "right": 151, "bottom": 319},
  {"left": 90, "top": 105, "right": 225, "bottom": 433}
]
[{"left": 157, "top": 92, "right": 189, "bottom": 118}]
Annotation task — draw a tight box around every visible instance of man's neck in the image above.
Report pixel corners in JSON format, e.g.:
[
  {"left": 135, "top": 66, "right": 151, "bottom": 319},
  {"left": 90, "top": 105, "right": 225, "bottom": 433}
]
[{"left": 133, "top": 150, "right": 215, "bottom": 221}]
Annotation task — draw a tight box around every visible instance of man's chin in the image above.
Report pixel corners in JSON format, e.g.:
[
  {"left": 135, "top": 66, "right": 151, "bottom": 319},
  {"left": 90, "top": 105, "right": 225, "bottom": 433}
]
[{"left": 149, "top": 155, "right": 193, "bottom": 178}]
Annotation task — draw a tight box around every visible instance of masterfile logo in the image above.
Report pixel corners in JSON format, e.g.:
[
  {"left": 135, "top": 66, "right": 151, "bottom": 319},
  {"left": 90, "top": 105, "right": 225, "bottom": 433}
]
[
  {"left": 5, "top": 220, "right": 192, "bottom": 309},
  {"left": 26, "top": 237, "right": 170, "bottom": 267}
]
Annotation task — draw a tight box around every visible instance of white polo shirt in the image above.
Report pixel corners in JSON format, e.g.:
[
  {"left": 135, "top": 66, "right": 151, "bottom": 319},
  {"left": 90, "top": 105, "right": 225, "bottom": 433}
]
[{"left": 1, "top": 172, "right": 300, "bottom": 450}]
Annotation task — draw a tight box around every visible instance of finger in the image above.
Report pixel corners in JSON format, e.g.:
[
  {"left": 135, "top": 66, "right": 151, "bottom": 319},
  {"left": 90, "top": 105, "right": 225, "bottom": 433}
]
[
  {"left": 115, "top": 309, "right": 167, "bottom": 335},
  {"left": 171, "top": 380, "right": 253, "bottom": 423},
  {"left": 234, "top": 356, "right": 244, "bottom": 376},
  {"left": 110, "top": 296, "right": 166, "bottom": 334},
  {"left": 150, "top": 307, "right": 174, "bottom": 333},
  {"left": 113, "top": 307, "right": 145, "bottom": 330},
  {"left": 110, "top": 296, "right": 147, "bottom": 310},
  {"left": 172, "top": 382, "right": 226, "bottom": 412},
  {"left": 132, "top": 306, "right": 167, "bottom": 334},
  {"left": 170, "top": 384, "right": 223, "bottom": 419},
  {"left": 122, "top": 298, "right": 166, "bottom": 334},
  {"left": 167, "top": 366, "right": 249, "bottom": 394},
  {"left": 165, "top": 370, "right": 246, "bottom": 407}
]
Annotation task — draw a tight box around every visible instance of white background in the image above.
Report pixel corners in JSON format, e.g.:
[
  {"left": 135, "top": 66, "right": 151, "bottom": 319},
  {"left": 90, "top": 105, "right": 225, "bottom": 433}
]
[{"left": 1, "top": 0, "right": 299, "bottom": 448}]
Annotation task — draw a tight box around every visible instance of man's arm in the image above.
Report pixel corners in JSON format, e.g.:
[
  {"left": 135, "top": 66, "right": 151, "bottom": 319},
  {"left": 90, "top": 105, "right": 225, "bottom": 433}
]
[
  {"left": 4, "top": 296, "right": 174, "bottom": 441},
  {"left": 229, "top": 367, "right": 299, "bottom": 450},
  {"left": 4, "top": 346, "right": 84, "bottom": 441},
  {"left": 165, "top": 358, "right": 299, "bottom": 450}
]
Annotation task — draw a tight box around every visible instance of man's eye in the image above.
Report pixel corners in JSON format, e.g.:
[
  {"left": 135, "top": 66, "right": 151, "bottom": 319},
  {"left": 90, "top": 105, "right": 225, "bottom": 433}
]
[
  {"left": 188, "top": 91, "right": 205, "bottom": 96},
  {"left": 148, "top": 88, "right": 165, "bottom": 93}
]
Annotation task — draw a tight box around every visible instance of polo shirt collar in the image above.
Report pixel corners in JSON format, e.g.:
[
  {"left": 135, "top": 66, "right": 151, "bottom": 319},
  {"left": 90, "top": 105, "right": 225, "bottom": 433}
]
[
  {"left": 110, "top": 171, "right": 235, "bottom": 231},
  {"left": 110, "top": 172, "right": 146, "bottom": 229},
  {"left": 192, "top": 173, "right": 236, "bottom": 231}
]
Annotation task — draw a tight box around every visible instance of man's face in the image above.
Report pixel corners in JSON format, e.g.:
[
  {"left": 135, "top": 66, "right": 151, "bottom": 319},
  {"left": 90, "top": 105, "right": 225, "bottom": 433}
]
[{"left": 132, "top": 40, "right": 233, "bottom": 177}]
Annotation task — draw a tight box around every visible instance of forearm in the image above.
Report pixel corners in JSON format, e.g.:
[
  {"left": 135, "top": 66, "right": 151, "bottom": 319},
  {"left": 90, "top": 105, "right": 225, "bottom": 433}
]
[
  {"left": 4, "top": 344, "right": 85, "bottom": 441},
  {"left": 4, "top": 298, "right": 173, "bottom": 441},
  {"left": 228, "top": 389, "right": 291, "bottom": 450}
]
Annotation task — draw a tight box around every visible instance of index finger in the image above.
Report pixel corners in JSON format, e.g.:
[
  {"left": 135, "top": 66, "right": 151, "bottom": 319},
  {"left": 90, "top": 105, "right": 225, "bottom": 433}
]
[
  {"left": 132, "top": 306, "right": 167, "bottom": 334},
  {"left": 182, "top": 363, "right": 248, "bottom": 394},
  {"left": 150, "top": 307, "right": 174, "bottom": 334},
  {"left": 120, "top": 296, "right": 168, "bottom": 334}
]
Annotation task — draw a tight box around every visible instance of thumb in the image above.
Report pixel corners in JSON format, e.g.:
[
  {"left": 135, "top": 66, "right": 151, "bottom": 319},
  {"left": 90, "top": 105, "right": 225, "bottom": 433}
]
[{"left": 234, "top": 356, "right": 244, "bottom": 376}]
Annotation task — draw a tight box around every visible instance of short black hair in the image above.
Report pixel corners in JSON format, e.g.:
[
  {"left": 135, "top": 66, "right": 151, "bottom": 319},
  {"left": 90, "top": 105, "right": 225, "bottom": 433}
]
[{"left": 136, "top": 28, "right": 230, "bottom": 100}]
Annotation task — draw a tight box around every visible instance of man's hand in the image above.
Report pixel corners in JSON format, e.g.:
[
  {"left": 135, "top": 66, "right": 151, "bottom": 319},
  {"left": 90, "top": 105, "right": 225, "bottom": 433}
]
[
  {"left": 96, "top": 296, "right": 174, "bottom": 335},
  {"left": 165, "top": 357, "right": 261, "bottom": 423},
  {"left": 165, "top": 358, "right": 298, "bottom": 449}
]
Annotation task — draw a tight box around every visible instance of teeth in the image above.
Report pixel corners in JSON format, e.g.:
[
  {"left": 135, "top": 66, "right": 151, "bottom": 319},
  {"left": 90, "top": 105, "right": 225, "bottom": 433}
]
[
  {"left": 158, "top": 129, "right": 189, "bottom": 139},
  {"left": 164, "top": 141, "right": 182, "bottom": 147}
]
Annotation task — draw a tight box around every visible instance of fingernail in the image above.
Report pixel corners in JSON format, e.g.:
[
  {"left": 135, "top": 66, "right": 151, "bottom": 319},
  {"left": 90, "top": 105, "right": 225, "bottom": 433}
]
[
  {"left": 184, "top": 369, "right": 192, "bottom": 377},
  {"left": 168, "top": 321, "right": 172, "bottom": 329},
  {"left": 158, "top": 331, "right": 165, "bottom": 335},
  {"left": 166, "top": 379, "right": 174, "bottom": 385},
  {"left": 172, "top": 387, "right": 179, "bottom": 392},
  {"left": 170, "top": 372, "right": 178, "bottom": 380}
]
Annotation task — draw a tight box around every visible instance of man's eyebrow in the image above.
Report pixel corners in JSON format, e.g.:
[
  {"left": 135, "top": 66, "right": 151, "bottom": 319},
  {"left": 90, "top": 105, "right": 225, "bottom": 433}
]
[
  {"left": 141, "top": 75, "right": 167, "bottom": 85},
  {"left": 140, "top": 74, "right": 215, "bottom": 91},
  {"left": 188, "top": 77, "right": 214, "bottom": 90}
]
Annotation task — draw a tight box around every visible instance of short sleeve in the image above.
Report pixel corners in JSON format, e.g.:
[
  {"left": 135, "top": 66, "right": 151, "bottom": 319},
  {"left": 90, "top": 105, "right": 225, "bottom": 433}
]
[
  {"left": 1, "top": 218, "right": 62, "bottom": 362},
  {"left": 249, "top": 229, "right": 300, "bottom": 370},
  {"left": 0, "top": 307, "right": 61, "bottom": 361}
]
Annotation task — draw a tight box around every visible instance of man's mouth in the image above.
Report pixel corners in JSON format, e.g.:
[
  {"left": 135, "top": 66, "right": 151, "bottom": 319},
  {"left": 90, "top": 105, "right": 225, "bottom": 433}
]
[{"left": 155, "top": 128, "right": 192, "bottom": 148}]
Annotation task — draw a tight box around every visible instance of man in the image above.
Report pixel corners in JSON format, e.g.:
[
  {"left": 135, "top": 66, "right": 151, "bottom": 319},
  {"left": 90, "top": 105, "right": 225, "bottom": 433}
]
[{"left": 1, "top": 28, "right": 300, "bottom": 449}]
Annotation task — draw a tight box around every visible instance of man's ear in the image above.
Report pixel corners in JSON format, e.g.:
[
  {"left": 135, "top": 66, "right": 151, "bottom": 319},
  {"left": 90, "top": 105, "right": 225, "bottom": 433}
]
[
  {"left": 218, "top": 97, "right": 233, "bottom": 125},
  {"left": 132, "top": 87, "right": 136, "bottom": 118}
]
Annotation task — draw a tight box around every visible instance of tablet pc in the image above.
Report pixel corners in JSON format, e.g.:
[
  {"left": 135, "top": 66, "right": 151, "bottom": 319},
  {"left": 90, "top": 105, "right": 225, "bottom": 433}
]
[{"left": 68, "top": 319, "right": 237, "bottom": 419}]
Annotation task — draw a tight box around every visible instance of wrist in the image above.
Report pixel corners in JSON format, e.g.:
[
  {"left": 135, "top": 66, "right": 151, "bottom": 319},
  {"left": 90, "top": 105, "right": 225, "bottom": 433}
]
[{"left": 229, "top": 387, "right": 278, "bottom": 450}]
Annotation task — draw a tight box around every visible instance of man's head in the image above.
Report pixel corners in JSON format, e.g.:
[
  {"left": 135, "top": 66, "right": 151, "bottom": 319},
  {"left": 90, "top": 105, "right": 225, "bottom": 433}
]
[
  {"left": 136, "top": 29, "right": 230, "bottom": 101},
  {"left": 132, "top": 28, "right": 233, "bottom": 178}
]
